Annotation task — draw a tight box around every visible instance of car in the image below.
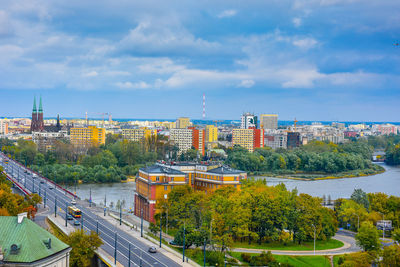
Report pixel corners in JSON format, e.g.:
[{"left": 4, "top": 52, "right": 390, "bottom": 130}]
[
  {"left": 169, "top": 240, "right": 180, "bottom": 246},
  {"left": 148, "top": 246, "right": 157, "bottom": 253},
  {"left": 40, "top": 180, "right": 45, "bottom": 184},
  {"left": 32, "top": 174, "right": 37, "bottom": 179},
  {"left": 71, "top": 200, "right": 77, "bottom": 205},
  {"left": 73, "top": 220, "right": 80, "bottom": 226},
  {"left": 24, "top": 170, "right": 28, "bottom": 174},
  {"left": 48, "top": 186, "right": 54, "bottom": 190},
  {"left": 67, "top": 214, "right": 73, "bottom": 220}
]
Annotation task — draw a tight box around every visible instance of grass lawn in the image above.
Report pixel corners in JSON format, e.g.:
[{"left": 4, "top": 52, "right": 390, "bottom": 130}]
[
  {"left": 232, "top": 238, "right": 343, "bottom": 251},
  {"left": 229, "top": 252, "right": 331, "bottom": 267}
]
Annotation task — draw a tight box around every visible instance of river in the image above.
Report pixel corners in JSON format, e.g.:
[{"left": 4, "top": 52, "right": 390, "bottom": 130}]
[{"left": 68, "top": 163, "right": 400, "bottom": 208}]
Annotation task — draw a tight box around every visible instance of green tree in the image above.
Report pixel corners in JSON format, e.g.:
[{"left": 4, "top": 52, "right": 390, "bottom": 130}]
[
  {"left": 351, "top": 188, "right": 370, "bottom": 211},
  {"left": 65, "top": 230, "right": 103, "bottom": 267},
  {"left": 355, "top": 221, "right": 381, "bottom": 251},
  {"left": 381, "top": 244, "right": 400, "bottom": 266},
  {"left": 392, "top": 228, "right": 400, "bottom": 243}
]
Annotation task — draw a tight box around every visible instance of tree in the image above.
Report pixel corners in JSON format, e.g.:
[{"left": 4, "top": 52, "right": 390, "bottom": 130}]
[
  {"left": 351, "top": 188, "right": 370, "bottom": 211},
  {"left": 337, "top": 251, "right": 375, "bottom": 267},
  {"left": 392, "top": 228, "right": 400, "bottom": 243},
  {"left": 65, "top": 230, "right": 103, "bottom": 267},
  {"left": 381, "top": 244, "right": 400, "bottom": 266},
  {"left": 355, "top": 221, "right": 380, "bottom": 251}
]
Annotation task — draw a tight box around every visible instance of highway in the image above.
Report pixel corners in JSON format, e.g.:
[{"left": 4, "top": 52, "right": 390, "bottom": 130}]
[{"left": 0, "top": 152, "right": 180, "bottom": 267}]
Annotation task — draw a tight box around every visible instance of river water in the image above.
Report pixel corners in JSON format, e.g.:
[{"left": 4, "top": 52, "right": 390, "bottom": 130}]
[{"left": 68, "top": 163, "right": 400, "bottom": 208}]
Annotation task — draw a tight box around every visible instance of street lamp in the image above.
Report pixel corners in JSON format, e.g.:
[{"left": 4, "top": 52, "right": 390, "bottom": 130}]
[
  {"left": 311, "top": 224, "right": 316, "bottom": 256},
  {"left": 353, "top": 213, "right": 360, "bottom": 232}
]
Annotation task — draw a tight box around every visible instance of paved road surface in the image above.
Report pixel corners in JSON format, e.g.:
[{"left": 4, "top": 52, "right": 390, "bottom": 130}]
[{"left": 0, "top": 153, "right": 181, "bottom": 267}]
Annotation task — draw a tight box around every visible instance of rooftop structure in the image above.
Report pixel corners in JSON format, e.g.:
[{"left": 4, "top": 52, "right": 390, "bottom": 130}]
[{"left": 0, "top": 214, "right": 71, "bottom": 266}]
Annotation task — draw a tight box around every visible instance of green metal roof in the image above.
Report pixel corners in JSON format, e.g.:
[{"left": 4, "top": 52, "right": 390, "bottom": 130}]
[
  {"left": 38, "top": 96, "right": 43, "bottom": 113},
  {"left": 32, "top": 96, "right": 37, "bottom": 113},
  {"left": 0, "top": 216, "right": 70, "bottom": 263}
]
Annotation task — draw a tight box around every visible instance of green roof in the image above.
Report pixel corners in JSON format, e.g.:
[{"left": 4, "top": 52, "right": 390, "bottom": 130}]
[{"left": 0, "top": 216, "right": 70, "bottom": 263}]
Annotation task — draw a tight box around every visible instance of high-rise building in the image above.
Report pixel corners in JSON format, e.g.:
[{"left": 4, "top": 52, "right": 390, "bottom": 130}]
[
  {"left": 205, "top": 125, "right": 218, "bottom": 142},
  {"left": 260, "top": 114, "right": 278, "bottom": 130},
  {"left": 287, "top": 132, "right": 300, "bottom": 149},
  {"left": 122, "top": 128, "right": 157, "bottom": 142},
  {"left": 170, "top": 128, "right": 205, "bottom": 156},
  {"left": 0, "top": 119, "right": 9, "bottom": 135},
  {"left": 176, "top": 117, "right": 191, "bottom": 129},
  {"left": 30, "top": 96, "right": 44, "bottom": 132},
  {"left": 240, "top": 113, "right": 258, "bottom": 129},
  {"left": 70, "top": 126, "right": 105, "bottom": 146},
  {"left": 135, "top": 162, "right": 247, "bottom": 222},
  {"left": 232, "top": 128, "right": 264, "bottom": 152}
]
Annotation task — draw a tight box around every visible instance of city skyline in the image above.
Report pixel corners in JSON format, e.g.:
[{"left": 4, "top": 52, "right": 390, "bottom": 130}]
[{"left": 0, "top": 1, "right": 399, "bottom": 121}]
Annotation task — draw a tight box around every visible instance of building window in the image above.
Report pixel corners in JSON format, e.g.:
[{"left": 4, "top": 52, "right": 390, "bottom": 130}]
[
  {"left": 171, "top": 185, "right": 174, "bottom": 190},
  {"left": 164, "top": 186, "right": 168, "bottom": 191},
  {"left": 234, "top": 185, "right": 237, "bottom": 188},
  {"left": 171, "top": 177, "right": 174, "bottom": 182},
  {"left": 156, "top": 176, "right": 159, "bottom": 181},
  {"left": 234, "top": 177, "right": 237, "bottom": 181}
]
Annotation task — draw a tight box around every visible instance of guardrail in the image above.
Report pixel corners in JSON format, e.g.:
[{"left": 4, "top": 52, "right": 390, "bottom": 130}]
[
  {"left": 5, "top": 173, "right": 31, "bottom": 196},
  {"left": 1, "top": 152, "right": 78, "bottom": 199}
]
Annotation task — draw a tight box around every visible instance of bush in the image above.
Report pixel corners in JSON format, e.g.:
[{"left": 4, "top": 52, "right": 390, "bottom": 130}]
[{"left": 241, "top": 253, "right": 251, "bottom": 262}]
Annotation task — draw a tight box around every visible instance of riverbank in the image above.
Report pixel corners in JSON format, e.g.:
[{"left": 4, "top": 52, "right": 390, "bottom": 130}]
[{"left": 249, "top": 165, "right": 385, "bottom": 181}]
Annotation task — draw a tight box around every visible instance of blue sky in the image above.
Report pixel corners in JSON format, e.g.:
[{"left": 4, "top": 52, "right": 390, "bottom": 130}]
[{"left": 0, "top": 0, "right": 399, "bottom": 121}]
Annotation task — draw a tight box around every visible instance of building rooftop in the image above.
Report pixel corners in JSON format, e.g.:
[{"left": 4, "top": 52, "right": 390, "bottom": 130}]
[
  {"left": 141, "top": 164, "right": 186, "bottom": 175},
  {"left": 0, "top": 215, "right": 70, "bottom": 264},
  {"left": 207, "top": 166, "right": 245, "bottom": 175}
]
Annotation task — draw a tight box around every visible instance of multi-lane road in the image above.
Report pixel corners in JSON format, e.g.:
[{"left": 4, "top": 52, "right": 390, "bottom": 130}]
[{"left": 0, "top": 152, "right": 180, "bottom": 267}]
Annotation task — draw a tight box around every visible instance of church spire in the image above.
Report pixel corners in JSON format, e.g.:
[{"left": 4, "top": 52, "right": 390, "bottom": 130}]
[
  {"left": 33, "top": 96, "right": 37, "bottom": 113},
  {"left": 39, "top": 95, "right": 43, "bottom": 113}
]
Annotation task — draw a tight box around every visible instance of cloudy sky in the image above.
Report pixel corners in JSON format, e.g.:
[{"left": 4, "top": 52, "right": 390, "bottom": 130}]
[{"left": 0, "top": 0, "right": 399, "bottom": 121}]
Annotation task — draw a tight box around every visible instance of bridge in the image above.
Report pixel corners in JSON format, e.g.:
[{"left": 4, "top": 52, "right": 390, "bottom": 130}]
[{"left": 0, "top": 152, "right": 181, "bottom": 267}]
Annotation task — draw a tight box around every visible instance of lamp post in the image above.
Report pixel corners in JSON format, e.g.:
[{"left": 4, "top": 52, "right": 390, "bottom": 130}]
[
  {"left": 119, "top": 200, "right": 122, "bottom": 226},
  {"left": 159, "top": 213, "right": 162, "bottom": 248},
  {"left": 65, "top": 202, "right": 68, "bottom": 227},
  {"left": 128, "top": 243, "right": 131, "bottom": 267},
  {"left": 54, "top": 195, "right": 57, "bottom": 217},
  {"left": 114, "top": 232, "right": 118, "bottom": 265},
  {"left": 104, "top": 194, "right": 107, "bottom": 217},
  {"left": 353, "top": 213, "right": 360, "bottom": 231},
  {"left": 141, "top": 208, "right": 143, "bottom": 237},
  {"left": 89, "top": 188, "right": 92, "bottom": 207},
  {"left": 311, "top": 224, "right": 316, "bottom": 255}
]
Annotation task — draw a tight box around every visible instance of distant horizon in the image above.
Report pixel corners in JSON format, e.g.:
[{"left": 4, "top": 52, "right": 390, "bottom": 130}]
[{"left": 2, "top": 116, "right": 400, "bottom": 125}]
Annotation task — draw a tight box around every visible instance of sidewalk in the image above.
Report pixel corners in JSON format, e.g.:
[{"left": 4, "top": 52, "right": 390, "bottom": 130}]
[{"left": 47, "top": 213, "right": 122, "bottom": 267}]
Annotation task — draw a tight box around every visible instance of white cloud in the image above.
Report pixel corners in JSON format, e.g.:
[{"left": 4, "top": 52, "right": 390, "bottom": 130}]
[
  {"left": 238, "top": 79, "right": 255, "bottom": 88},
  {"left": 292, "top": 37, "right": 318, "bottom": 49},
  {"left": 118, "top": 20, "right": 221, "bottom": 57},
  {"left": 217, "top": 9, "right": 237, "bottom": 18},
  {"left": 115, "top": 81, "right": 151, "bottom": 89},
  {"left": 292, "top": 17, "right": 302, "bottom": 27},
  {"left": 82, "top": 71, "right": 98, "bottom": 77}
]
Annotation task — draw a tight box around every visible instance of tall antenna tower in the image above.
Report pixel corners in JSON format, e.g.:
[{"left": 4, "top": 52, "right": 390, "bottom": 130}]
[{"left": 202, "top": 93, "right": 206, "bottom": 120}]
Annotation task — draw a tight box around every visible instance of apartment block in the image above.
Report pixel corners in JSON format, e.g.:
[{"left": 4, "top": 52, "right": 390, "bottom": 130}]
[
  {"left": 0, "top": 119, "right": 9, "bottom": 135},
  {"left": 170, "top": 128, "right": 205, "bottom": 156},
  {"left": 260, "top": 114, "right": 278, "bottom": 130},
  {"left": 205, "top": 125, "right": 218, "bottom": 142},
  {"left": 232, "top": 128, "right": 264, "bottom": 152},
  {"left": 70, "top": 126, "right": 105, "bottom": 146},
  {"left": 122, "top": 128, "right": 157, "bottom": 142},
  {"left": 176, "top": 117, "right": 191, "bottom": 129}
]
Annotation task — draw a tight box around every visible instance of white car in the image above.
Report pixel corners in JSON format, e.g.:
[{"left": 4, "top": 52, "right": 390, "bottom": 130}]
[{"left": 71, "top": 200, "right": 77, "bottom": 205}]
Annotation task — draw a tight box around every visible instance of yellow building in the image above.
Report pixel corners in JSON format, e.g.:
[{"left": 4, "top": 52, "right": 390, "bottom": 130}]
[
  {"left": 176, "top": 117, "right": 191, "bottom": 129},
  {"left": 70, "top": 126, "right": 105, "bottom": 146},
  {"left": 122, "top": 128, "right": 157, "bottom": 142},
  {"left": 232, "top": 128, "right": 264, "bottom": 152},
  {"left": 205, "top": 125, "right": 218, "bottom": 142},
  {"left": 135, "top": 165, "right": 187, "bottom": 222},
  {"left": 135, "top": 162, "right": 247, "bottom": 222}
]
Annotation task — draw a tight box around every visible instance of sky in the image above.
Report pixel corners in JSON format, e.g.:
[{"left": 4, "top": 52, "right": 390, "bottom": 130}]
[{"left": 0, "top": 0, "right": 399, "bottom": 121}]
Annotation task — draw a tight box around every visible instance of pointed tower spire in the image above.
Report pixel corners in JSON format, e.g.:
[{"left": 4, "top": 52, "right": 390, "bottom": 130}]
[
  {"left": 33, "top": 96, "right": 37, "bottom": 113},
  {"left": 39, "top": 95, "right": 43, "bottom": 113}
]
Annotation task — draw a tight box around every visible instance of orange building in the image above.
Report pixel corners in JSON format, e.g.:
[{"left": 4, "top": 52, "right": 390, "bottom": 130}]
[{"left": 135, "top": 162, "right": 246, "bottom": 222}]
